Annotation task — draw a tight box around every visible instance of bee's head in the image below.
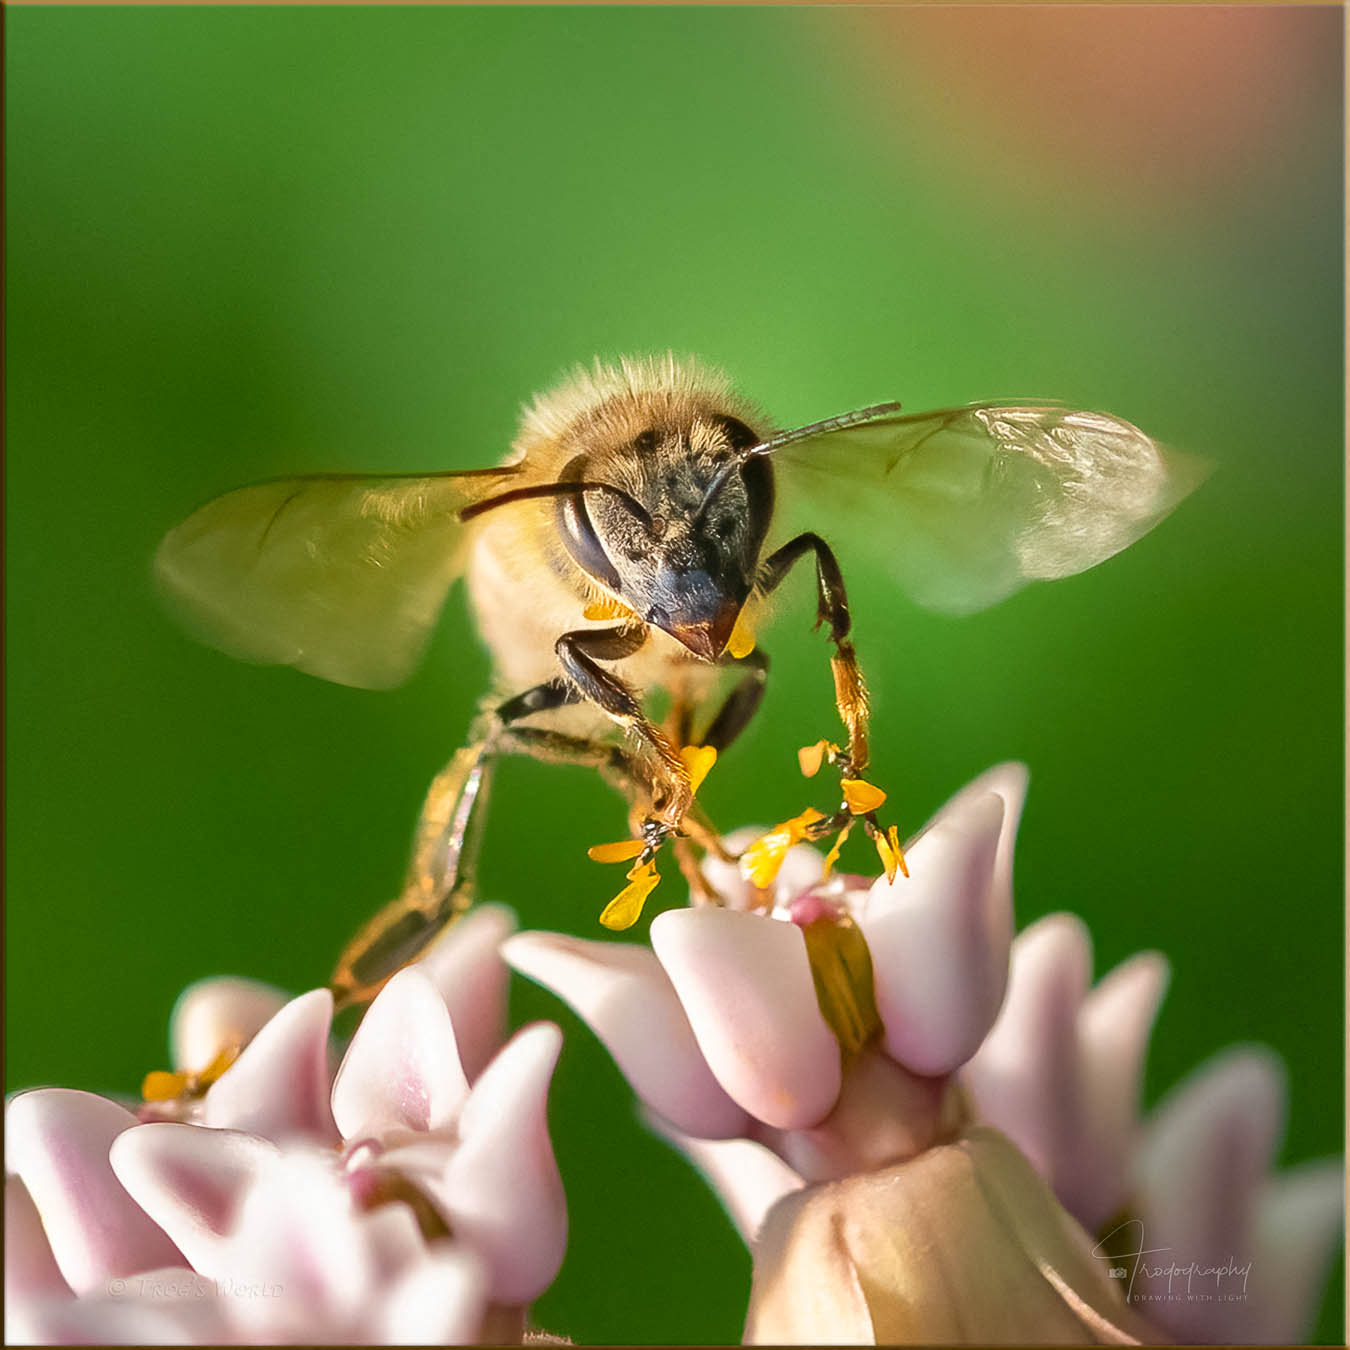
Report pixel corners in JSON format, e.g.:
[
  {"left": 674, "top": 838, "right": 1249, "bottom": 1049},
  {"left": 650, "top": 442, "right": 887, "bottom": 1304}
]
[{"left": 558, "top": 415, "right": 774, "bottom": 660}]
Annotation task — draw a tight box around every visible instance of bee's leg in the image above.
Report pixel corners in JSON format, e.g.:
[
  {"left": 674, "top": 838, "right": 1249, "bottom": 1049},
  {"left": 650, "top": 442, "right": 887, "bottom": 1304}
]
[
  {"left": 496, "top": 724, "right": 638, "bottom": 792},
  {"left": 672, "top": 835, "right": 723, "bottom": 905},
  {"left": 331, "top": 681, "right": 588, "bottom": 1010},
  {"left": 493, "top": 678, "right": 581, "bottom": 724},
  {"left": 758, "top": 533, "right": 870, "bottom": 774},
  {"left": 700, "top": 647, "right": 771, "bottom": 755},
  {"left": 661, "top": 648, "right": 773, "bottom": 875},
  {"left": 331, "top": 734, "right": 497, "bottom": 1012},
  {"left": 554, "top": 624, "right": 692, "bottom": 835}
]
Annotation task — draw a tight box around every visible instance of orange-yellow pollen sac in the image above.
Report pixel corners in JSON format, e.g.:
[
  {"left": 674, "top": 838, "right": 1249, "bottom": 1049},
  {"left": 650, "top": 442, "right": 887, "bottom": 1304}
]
[
  {"left": 583, "top": 596, "right": 636, "bottom": 622},
  {"left": 841, "top": 778, "right": 888, "bottom": 814},
  {"left": 140, "top": 1041, "right": 242, "bottom": 1105},
  {"left": 739, "top": 808, "right": 826, "bottom": 890},
  {"left": 727, "top": 611, "right": 756, "bottom": 660},
  {"left": 679, "top": 744, "right": 717, "bottom": 795},
  {"left": 875, "top": 824, "right": 910, "bottom": 883},
  {"left": 599, "top": 859, "right": 662, "bottom": 931},
  {"left": 587, "top": 838, "right": 646, "bottom": 864},
  {"left": 797, "top": 740, "right": 839, "bottom": 778},
  {"left": 822, "top": 821, "right": 854, "bottom": 877},
  {"left": 141, "top": 1070, "right": 190, "bottom": 1102}
]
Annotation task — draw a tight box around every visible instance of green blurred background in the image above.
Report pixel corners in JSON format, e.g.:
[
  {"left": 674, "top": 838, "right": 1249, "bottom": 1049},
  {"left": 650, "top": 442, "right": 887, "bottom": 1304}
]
[{"left": 7, "top": 6, "right": 1343, "bottom": 1343}]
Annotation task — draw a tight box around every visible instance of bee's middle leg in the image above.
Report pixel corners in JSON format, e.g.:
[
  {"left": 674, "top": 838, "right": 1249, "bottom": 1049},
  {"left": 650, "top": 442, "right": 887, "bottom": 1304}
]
[
  {"left": 668, "top": 648, "right": 772, "bottom": 874},
  {"left": 699, "top": 647, "right": 770, "bottom": 755}
]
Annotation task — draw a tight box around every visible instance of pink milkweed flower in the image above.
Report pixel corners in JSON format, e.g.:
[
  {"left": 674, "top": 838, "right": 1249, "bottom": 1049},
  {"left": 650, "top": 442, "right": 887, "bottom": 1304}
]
[
  {"left": 964, "top": 913, "right": 1344, "bottom": 1344},
  {"left": 6, "top": 904, "right": 569, "bottom": 1345},
  {"left": 505, "top": 764, "right": 1341, "bottom": 1344}
]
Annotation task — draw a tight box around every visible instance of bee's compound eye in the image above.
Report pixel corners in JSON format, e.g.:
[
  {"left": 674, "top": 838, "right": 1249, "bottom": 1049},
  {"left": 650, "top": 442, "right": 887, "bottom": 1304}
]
[{"left": 713, "top": 416, "right": 759, "bottom": 452}]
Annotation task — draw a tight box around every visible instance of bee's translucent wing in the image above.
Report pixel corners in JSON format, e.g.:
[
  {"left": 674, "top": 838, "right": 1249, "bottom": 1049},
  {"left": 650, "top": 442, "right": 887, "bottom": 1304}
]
[
  {"left": 154, "top": 467, "right": 518, "bottom": 689},
  {"left": 767, "top": 403, "right": 1209, "bottom": 615}
]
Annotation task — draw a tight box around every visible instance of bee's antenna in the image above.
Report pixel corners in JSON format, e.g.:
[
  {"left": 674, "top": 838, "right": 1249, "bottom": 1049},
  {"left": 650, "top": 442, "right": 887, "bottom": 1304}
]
[
  {"left": 753, "top": 401, "right": 904, "bottom": 457},
  {"left": 691, "top": 401, "right": 903, "bottom": 529},
  {"left": 459, "top": 479, "right": 653, "bottom": 529}
]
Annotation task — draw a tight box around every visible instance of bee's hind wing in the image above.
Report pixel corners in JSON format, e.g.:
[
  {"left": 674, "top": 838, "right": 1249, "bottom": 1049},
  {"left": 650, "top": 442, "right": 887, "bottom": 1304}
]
[
  {"left": 765, "top": 402, "right": 1210, "bottom": 615},
  {"left": 154, "top": 466, "right": 519, "bottom": 690}
]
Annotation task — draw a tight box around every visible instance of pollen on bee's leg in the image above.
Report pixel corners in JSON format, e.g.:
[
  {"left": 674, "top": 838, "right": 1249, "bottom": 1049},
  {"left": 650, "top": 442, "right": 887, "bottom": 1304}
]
[
  {"left": 822, "top": 821, "right": 854, "bottom": 877},
  {"left": 797, "top": 740, "right": 839, "bottom": 778},
  {"left": 872, "top": 823, "right": 909, "bottom": 883},
  {"left": 738, "top": 808, "right": 826, "bottom": 889},
  {"left": 678, "top": 744, "right": 717, "bottom": 795},
  {"left": 587, "top": 838, "right": 646, "bottom": 864},
  {"left": 841, "top": 777, "right": 888, "bottom": 814},
  {"left": 599, "top": 859, "right": 662, "bottom": 930}
]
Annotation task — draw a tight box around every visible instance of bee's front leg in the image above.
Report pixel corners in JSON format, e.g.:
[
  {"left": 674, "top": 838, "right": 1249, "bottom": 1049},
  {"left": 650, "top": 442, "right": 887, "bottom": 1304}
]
[
  {"left": 751, "top": 533, "right": 905, "bottom": 881},
  {"left": 758, "top": 532, "right": 870, "bottom": 775},
  {"left": 554, "top": 623, "right": 692, "bottom": 835}
]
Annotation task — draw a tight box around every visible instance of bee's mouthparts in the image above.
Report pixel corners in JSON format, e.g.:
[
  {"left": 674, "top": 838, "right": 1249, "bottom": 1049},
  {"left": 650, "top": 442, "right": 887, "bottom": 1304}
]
[{"left": 669, "top": 601, "right": 740, "bottom": 660}]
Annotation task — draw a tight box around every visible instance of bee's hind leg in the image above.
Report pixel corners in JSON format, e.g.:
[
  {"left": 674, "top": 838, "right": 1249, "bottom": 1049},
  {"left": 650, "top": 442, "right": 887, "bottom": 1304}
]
[
  {"left": 331, "top": 733, "right": 498, "bottom": 1012},
  {"left": 330, "top": 680, "right": 584, "bottom": 1012}
]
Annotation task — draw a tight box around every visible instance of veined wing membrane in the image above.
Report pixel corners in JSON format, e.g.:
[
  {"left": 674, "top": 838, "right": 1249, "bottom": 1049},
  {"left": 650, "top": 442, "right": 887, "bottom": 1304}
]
[
  {"left": 155, "top": 467, "right": 518, "bottom": 689},
  {"left": 767, "top": 403, "right": 1209, "bottom": 615}
]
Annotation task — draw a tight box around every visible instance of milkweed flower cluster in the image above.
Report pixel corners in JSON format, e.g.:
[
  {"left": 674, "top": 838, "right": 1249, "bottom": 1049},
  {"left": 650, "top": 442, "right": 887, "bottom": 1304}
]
[
  {"left": 6, "top": 767, "right": 1343, "bottom": 1344},
  {"left": 506, "top": 765, "right": 1343, "bottom": 1345},
  {"left": 6, "top": 906, "right": 568, "bottom": 1346}
]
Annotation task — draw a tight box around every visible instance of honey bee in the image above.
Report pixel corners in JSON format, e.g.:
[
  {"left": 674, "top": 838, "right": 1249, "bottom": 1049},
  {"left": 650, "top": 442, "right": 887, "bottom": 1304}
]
[{"left": 155, "top": 355, "right": 1205, "bottom": 1006}]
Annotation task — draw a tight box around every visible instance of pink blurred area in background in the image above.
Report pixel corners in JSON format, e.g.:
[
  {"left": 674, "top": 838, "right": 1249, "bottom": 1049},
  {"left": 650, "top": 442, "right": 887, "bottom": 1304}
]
[{"left": 850, "top": 7, "right": 1338, "bottom": 226}]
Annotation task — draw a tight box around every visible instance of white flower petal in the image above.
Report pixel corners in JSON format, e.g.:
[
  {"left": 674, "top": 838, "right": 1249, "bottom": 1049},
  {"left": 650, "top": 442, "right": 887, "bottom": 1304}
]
[
  {"left": 203, "top": 988, "right": 337, "bottom": 1144},
  {"left": 962, "top": 914, "right": 1090, "bottom": 1190},
  {"left": 110, "top": 1124, "right": 279, "bottom": 1280},
  {"left": 912, "top": 761, "right": 1028, "bottom": 894},
  {"left": 331, "top": 968, "right": 470, "bottom": 1142},
  {"left": 219, "top": 1151, "right": 379, "bottom": 1340},
  {"left": 414, "top": 903, "right": 515, "bottom": 1081},
  {"left": 5, "top": 1176, "right": 71, "bottom": 1304},
  {"left": 445, "top": 1023, "right": 566, "bottom": 1304},
  {"left": 1247, "top": 1157, "right": 1344, "bottom": 1344},
  {"left": 9, "top": 1271, "right": 235, "bottom": 1346},
  {"left": 1073, "top": 950, "right": 1169, "bottom": 1229},
  {"left": 358, "top": 1200, "right": 430, "bottom": 1286},
  {"left": 650, "top": 908, "right": 841, "bottom": 1130},
  {"left": 377, "top": 1246, "right": 488, "bottom": 1345},
  {"left": 503, "top": 930, "right": 749, "bottom": 1138},
  {"left": 170, "top": 976, "right": 289, "bottom": 1072},
  {"left": 6, "top": 1090, "right": 182, "bottom": 1294},
  {"left": 643, "top": 1111, "right": 805, "bottom": 1245},
  {"left": 1132, "top": 1044, "right": 1285, "bottom": 1345},
  {"left": 862, "top": 791, "right": 1009, "bottom": 1075}
]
